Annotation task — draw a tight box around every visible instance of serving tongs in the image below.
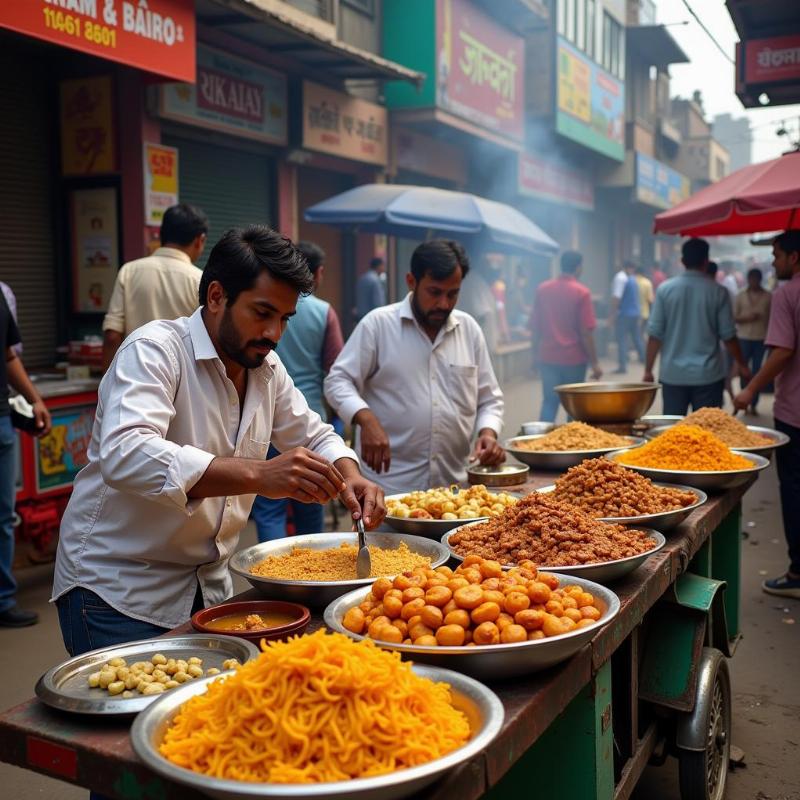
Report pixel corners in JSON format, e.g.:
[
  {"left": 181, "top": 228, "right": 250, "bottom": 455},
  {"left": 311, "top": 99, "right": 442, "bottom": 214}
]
[{"left": 355, "top": 516, "right": 371, "bottom": 579}]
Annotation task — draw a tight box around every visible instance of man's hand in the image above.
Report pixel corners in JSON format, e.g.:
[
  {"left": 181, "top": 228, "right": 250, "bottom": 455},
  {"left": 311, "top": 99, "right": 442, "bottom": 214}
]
[
  {"left": 31, "top": 400, "right": 52, "bottom": 437},
  {"left": 642, "top": 369, "right": 655, "bottom": 383},
  {"left": 470, "top": 431, "right": 505, "bottom": 466},
  {"left": 353, "top": 409, "right": 391, "bottom": 474},
  {"left": 590, "top": 363, "right": 603, "bottom": 380},
  {"left": 737, "top": 362, "right": 753, "bottom": 383},
  {"left": 257, "top": 447, "right": 346, "bottom": 504},
  {"left": 339, "top": 473, "right": 386, "bottom": 530},
  {"left": 733, "top": 386, "right": 754, "bottom": 413}
]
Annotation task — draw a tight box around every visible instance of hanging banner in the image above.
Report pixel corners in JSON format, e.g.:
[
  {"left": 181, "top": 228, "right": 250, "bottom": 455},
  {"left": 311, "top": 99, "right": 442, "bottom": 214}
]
[
  {"left": 60, "top": 76, "right": 116, "bottom": 175},
  {"left": 0, "top": 0, "right": 196, "bottom": 83},
  {"left": 36, "top": 404, "right": 95, "bottom": 493},
  {"left": 143, "top": 142, "right": 178, "bottom": 226}
]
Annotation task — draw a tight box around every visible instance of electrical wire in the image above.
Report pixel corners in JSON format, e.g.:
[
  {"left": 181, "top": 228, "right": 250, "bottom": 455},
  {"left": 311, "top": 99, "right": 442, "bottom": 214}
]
[{"left": 680, "top": 0, "right": 734, "bottom": 65}]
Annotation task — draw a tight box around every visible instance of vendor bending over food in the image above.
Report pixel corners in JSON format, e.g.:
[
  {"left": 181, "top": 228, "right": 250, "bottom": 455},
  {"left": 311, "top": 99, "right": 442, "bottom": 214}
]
[
  {"left": 324, "top": 239, "right": 505, "bottom": 496},
  {"left": 52, "top": 226, "right": 385, "bottom": 655}
]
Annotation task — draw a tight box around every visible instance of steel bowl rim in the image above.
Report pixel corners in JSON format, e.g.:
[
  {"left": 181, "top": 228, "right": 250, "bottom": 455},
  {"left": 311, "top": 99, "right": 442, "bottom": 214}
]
[
  {"left": 644, "top": 424, "right": 790, "bottom": 452},
  {"left": 606, "top": 447, "right": 771, "bottom": 475},
  {"left": 130, "top": 663, "right": 505, "bottom": 798},
  {"left": 441, "top": 524, "right": 666, "bottom": 574},
  {"left": 504, "top": 433, "right": 645, "bottom": 457},
  {"left": 324, "top": 577, "right": 621, "bottom": 657},
  {"left": 554, "top": 381, "right": 662, "bottom": 394},
  {"left": 229, "top": 533, "right": 450, "bottom": 589},
  {"left": 535, "top": 483, "right": 707, "bottom": 524}
]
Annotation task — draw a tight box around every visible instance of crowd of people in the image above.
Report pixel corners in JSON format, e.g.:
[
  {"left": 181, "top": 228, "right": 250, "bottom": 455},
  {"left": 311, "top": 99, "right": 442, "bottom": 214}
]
[{"left": 1, "top": 206, "right": 798, "bottom": 651}]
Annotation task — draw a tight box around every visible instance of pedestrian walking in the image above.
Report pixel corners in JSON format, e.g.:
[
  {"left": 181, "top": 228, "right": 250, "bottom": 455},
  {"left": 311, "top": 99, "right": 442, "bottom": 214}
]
[
  {"left": 734, "top": 231, "right": 800, "bottom": 598},
  {"left": 102, "top": 203, "right": 208, "bottom": 369},
  {"left": 250, "top": 241, "right": 345, "bottom": 542},
  {"left": 734, "top": 267, "right": 771, "bottom": 414},
  {"left": 531, "top": 251, "right": 602, "bottom": 422},
  {"left": 644, "top": 237, "right": 750, "bottom": 414},
  {"left": 652, "top": 262, "right": 668, "bottom": 290},
  {"left": 610, "top": 261, "right": 644, "bottom": 373},
  {"left": 634, "top": 266, "right": 655, "bottom": 340},
  {"left": 355, "top": 256, "right": 386, "bottom": 321},
  {"left": 325, "top": 240, "right": 505, "bottom": 495}
]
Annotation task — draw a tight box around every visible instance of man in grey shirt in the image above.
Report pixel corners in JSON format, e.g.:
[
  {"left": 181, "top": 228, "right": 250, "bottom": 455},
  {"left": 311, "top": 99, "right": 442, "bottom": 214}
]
[{"left": 355, "top": 257, "right": 386, "bottom": 320}]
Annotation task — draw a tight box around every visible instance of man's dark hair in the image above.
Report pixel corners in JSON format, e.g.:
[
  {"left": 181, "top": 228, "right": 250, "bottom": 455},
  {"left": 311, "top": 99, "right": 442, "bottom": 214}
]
[
  {"left": 560, "top": 250, "right": 582, "bottom": 274},
  {"left": 369, "top": 256, "right": 384, "bottom": 270},
  {"left": 747, "top": 267, "right": 763, "bottom": 282},
  {"left": 706, "top": 261, "right": 718, "bottom": 278},
  {"left": 199, "top": 226, "right": 314, "bottom": 306},
  {"left": 623, "top": 259, "right": 638, "bottom": 272},
  {"left": 682, "top": 237, "right": 710, "bottom": 269},
  {"left": 160, "top": 204, "right": 209, "bottom": 246},
  {"left": 410, "top": 240, "right": 470, "bottom": 282},
  {"left": 774, "top": 230, "right": 800, "bottom": 258},
  {"left": 296, "top": 240, "right": 325, "bottom": 275}
]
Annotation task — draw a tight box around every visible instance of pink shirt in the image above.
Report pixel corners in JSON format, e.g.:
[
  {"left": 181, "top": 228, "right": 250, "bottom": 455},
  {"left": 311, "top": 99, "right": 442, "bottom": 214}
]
[
  {"left": 765, "top": 273, "right": 800, "bottom": 428},
  {"left": 532, "top": 275, "right": 596, "bottom": 366}
]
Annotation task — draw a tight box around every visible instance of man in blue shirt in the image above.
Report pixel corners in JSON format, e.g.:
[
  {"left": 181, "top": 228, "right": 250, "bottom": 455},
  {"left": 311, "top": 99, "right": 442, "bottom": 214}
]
[
  {"left": 610, "top": 261, "right": 644, "bottom": 373},
  {"left": 644, "top": 238, "right": 750, "bottom": 415},
  {"left": 355, "top": 257, "right": 386, "bottom": 320}
]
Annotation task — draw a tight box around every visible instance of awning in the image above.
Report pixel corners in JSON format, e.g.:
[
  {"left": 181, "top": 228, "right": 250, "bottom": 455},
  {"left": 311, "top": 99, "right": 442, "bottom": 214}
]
[
  {"left": 627, "top": 25, "right": 689, "bottom": 67},
  {"left": 197, "top": 0, "right": 424, "bottom": 85}
]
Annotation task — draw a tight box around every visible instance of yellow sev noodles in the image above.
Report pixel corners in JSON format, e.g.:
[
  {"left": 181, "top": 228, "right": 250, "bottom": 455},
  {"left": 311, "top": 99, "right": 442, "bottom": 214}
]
[{"left": 158, "top": 630, "right": 471, "bottom": 783}]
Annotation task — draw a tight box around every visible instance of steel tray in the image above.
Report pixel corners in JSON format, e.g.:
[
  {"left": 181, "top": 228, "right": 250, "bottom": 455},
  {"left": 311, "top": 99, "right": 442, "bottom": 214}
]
[{"left": 504, "top": 434, "right": 645, "bottom": 470}]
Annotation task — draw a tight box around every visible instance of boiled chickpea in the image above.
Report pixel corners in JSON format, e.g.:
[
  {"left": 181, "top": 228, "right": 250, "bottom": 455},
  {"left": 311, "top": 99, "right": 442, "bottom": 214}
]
[
  {"left": 425, "top": 585, "right": 452, "bottom": 608},
  {"left": 482, "top": 590, "right": 506, "bottom": 607},
  {"left": 382, "top": 595, "right": 404, "bottom": 619},
  {"left": 473, "top": 621, "right": 500, "bottom": 646},
  {"left": 107, "top": 681, "right": 125, "bottom": 696},
  {"left": 141, "top": 683, "right": 166, "bottom": 696},
  {"left": 500, "top": 624, "right": 527, "bottom": 644},
  {"left": 453, "top": 585, "right": 484, "bottom": 610},
  {"left": 400, "top": 597, "right": 426, "bottom": 621},
  {"left": 435, "top": 624, "right": 466, "bottom": 646},
  {"left": 441, "top": 599, "right": 459, "bottom": 617},
  {"left": 368, "top": 615, "right": 392, "bottom": 639},
  {"left": 98, "top": 670, "right": 116, "bottom": 689},
  {"left": 462, "top": 569, "right": 483, "bottom": 585},
  {"left": 434, "top": 566, "right": 453, "bottom": 578},
  {"left": 542, "top": 614, "right": 569, "bottom": 638},
  {"left": 391, "top": 619, "right": 408, "bottom": 638},
  {"left": 165, "top": 680, "right": 180, "bottom": 689},
  {"left": 343, "top": 607, "right": 366, "bottom": 634},
  {"left": 393, "top": 574, "right": 414, "bottom": 591},
  {"left": 481, "top": 577, "right": 501, "bottom": 591},
  {"left": 538, "top": 572, "right": 560, "bottom": 590},
  {"left": 576, "top": 618, "right": 598, "bottom": 629},
  {"left": 408, "top": 622, "right": 434, "bottom": 641},
  {"left": 577, "top": 592, "right": 596, "bottom": 609},
  {"left": 503, "top": 591, "right": 530, "bottom": 615},
  {"left": 401, "top": 587, "right": 425, "bottom": 603},
  {"left": 463, "top": 628, "right": 473, "bottom": 644},
  {"left": 379, "top": 626, "right": 403, "bottom": 644},
  {"left": 372, "top": 577, "right": 393, "bottom": 599},
  {"left": 413, "top": 634, "right": 438, "bottom": 646},
  {"left": 471, "top": 601, "right": 501, "bottom": 625},
  {"left": 561, "top": 617, "right": 577, "bottom": 632},
  {"left": 206, "top": 668, "right": 221, "bottom": 676},
  {"left": 564, "top": 608, "right": 583, "bottom": 623},
  {"left": 443, "top": 609, "right": 471, "bottom": 628},
  {"left": 187, "top": 664, "right": 203, "bottom": 678},
  {"left": 514, "top": 609, "right": 545, "bottom": 631},
  {"left": 447, "top": 577, "right": 470, "bottom": 593},
  {"left": 151, "top": 653, "right": 167, "bottom": 666},
  {"left": 479, "top": 559, "right": 503, "bottom": 579},
  {"left": 406, "top": 614, "right": 422, "bottom": 630},
  {"left": 581, "top": 606, "right": 602, "bottom": 621},
  {"left": 187, "top": 657, "right": 202, "bottom": 666},
  {"left": 420, "top": 605, "right": 444, "bottom": 630},
  {"left": 87, "top": 672, "right": 101, "bottom": 688},
  {"left": 528, "top": 630, "right": 546, "bottom": 641},
  {"left": 561, "top": 596, "right": 578, "bottom": 611},
  {"left": 462, "top": 554, "right": 483, "bottom": 567},
  {"left": 108, "top": 657, "right": 126, "bottom": 668},
  {"left": 495, "top": 612, "right": 514, "bottom": 631},
  {"left": 527, "top": 581, "right": 552, "bottom": 605},
  {"left": 545, "top": 600, "right": 564, "bottom": 617}
]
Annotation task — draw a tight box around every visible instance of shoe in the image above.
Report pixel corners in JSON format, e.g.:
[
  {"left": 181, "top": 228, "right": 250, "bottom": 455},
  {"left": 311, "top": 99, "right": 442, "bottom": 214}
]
[
  {"left": 762, "top": 573, "right": 800, "bottom": 600},
  {"left": 0, "top": 607, "right": 39, "bottom": 627}
]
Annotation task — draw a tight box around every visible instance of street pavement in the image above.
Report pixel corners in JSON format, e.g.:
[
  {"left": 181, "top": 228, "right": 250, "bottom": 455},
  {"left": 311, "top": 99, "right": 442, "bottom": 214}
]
[{"left": 0, "top": 357, "right": 798, "bottom": 799}]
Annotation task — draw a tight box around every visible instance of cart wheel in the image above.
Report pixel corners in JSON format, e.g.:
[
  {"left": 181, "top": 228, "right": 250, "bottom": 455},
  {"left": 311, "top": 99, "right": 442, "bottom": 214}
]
[{"left": 678, "top": 649, "right": 731, "bottom": 800}]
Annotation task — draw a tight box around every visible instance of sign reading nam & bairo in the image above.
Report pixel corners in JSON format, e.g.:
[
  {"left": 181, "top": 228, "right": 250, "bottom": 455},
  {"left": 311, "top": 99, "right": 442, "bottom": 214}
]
[{"left": 0, "top": 0, "right": 195, "bottom": 83}]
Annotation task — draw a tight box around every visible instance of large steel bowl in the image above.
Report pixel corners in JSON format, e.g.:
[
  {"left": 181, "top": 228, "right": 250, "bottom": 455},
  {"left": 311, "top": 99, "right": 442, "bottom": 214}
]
[
  {"left": 505, "top": 433, "right": 645, "bottom": 470},
  {"left": 535, "top": 483, "right": 707, "bottom": 531},
  {"left": 325, "top": 575, "right": 620, "bottom": 680},
  {"left": 229, "top": 533, "right": 449, "bottom": 607},
  {"left": 645, "top": 424, "right": 789, "bottom": 461},
  {"left": 131, "top": 665, "right": 504, "bottom": 800},
  {"left": 441, "top": 525, "right": 666, "bottom": 583},
  {"left": 607, "top": 448, "right": 770, "bottom": 491},
  {"left": 554, "top": 382, "right": 660, "bottom": 423}
]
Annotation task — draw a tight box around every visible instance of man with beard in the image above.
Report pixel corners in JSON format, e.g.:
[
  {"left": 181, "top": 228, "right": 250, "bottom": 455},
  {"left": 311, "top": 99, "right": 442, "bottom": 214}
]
[
  {"left": 52, "top": 226, "right": 385, "bottom": 654},
  {"left": 324, "top": 239, "right": 505, "bottom": 495}
]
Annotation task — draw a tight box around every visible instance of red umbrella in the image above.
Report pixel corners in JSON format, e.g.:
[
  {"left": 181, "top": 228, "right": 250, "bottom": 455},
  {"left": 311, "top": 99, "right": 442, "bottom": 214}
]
[{"left": 653, "top": 149, "right": 800, "bottom": 236}]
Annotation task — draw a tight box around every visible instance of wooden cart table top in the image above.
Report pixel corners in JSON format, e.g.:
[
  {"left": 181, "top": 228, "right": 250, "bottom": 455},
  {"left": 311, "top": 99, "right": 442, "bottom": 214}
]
[{"left": 0, "top": 477, "right": 753, "bottom": 800}]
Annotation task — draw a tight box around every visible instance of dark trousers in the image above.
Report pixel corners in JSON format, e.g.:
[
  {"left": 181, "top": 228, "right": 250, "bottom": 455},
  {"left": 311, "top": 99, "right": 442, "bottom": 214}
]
[
  {"left": 774, "top": 417, "right": 800, "bottom": 575},
  {"left": 539, "top": 362, "right": 587, "bottom": 422},
  {"left": 615, "top": 316, "right": 645, "bottom": 370},
  {"left": 739, "top": 338, "right": 767, "bottom": 406},
  {"left": 661, "top": 380, "right": 724, "bottom": 416}
]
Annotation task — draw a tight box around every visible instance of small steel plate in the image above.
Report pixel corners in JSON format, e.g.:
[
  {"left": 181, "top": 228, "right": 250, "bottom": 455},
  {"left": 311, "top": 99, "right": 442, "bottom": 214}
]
[
  {"left": 466, "top": 463, "right": 530, "bottom": 486},
  {"left": 35, "top": 634, "right": 259, "bottom": 716}
]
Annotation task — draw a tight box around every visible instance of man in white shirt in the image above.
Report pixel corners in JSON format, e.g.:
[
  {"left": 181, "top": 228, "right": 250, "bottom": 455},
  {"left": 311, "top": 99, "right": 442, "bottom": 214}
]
[
  {"left": 102, "top": 204, "right": 208, "bottom": 369},
  {"left": 324, "top": 240, "right": 505, "bottom": 495},
  {"left": 53, "top": 225, "right": 384, "bottom": 655}
]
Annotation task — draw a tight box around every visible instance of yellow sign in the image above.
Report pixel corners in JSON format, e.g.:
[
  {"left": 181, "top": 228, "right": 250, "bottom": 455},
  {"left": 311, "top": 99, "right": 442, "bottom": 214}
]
[
  {"left": 144, "top": 143, "right": 179, "bottom": 226},
  {"left": 60, "top": 76, "right": 115, "bottom": 176},
  {"left": 557, "top": 45, "right": 591, "bottom": 123}
]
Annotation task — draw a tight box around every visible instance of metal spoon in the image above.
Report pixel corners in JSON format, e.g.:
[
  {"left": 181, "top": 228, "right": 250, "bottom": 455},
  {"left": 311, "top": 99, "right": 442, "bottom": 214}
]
[{"left": 355, "top": 516, "right": 371, "bottom": 579}]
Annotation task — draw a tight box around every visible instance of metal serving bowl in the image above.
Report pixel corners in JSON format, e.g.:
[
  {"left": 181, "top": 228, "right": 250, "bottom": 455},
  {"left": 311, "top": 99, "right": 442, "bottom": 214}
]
[
  {"left": 466, "top": 463, "right": 530, "bottom": 487},
  {"left": 607, "top": 448, "right": 770, "bottom": 491},
  {"left": 638, "top": 414, "right": 685, "bottom": 428},
  {"left": 229, "top": 533, "right": 449, "bottom": 607},
  {"left": 505, "top": 433, "right": 646, "bottom": 470},
  {"left": 441, "top": 525, "right": 666, "bottom": 583},
  {"left": 645, "top": 424, "right": 790, "bottom": 461},
  {"left": 535, "top": 483, "right": 707, "bottom": 531},
  {"left": 554, "top": 382, "right": 660, "bottom": 423},
  {"left": 325, "top": 576, "right": 621, "bottom": 680},
  {"left": 130, "top": 665, "right": 504, "bottom": 800},
  {"left": 518, "top": 421, "right": 556, "bottom": 436}
]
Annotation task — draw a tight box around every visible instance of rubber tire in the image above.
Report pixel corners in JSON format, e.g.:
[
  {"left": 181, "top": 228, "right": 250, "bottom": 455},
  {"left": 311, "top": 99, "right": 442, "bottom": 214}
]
[{"left": 678, "top": 652, "right": 732, "bottom": 800}]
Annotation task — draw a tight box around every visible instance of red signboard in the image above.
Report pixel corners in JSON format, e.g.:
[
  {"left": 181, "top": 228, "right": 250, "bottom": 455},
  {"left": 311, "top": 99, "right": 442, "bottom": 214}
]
[
  {"left": 435, "top": 0, "right": 524, "bottom": 141},
  {"left": 744, "top": 35, "right": 800, "bottom": 85},
  {"left": 0, "top": 0, "right": 195, "bottom": 83},
  {"left": 518, "top": 153, "right": 594, "bottom": 211}
]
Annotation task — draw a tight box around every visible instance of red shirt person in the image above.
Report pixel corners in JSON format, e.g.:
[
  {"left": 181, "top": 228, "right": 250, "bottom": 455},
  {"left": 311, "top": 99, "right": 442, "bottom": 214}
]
[{"left": 531, "top": 251, "right": 602, "bottom": 422}]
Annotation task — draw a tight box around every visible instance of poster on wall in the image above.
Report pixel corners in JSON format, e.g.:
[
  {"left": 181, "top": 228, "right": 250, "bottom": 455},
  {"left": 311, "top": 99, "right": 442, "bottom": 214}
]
[
  {"left": 144, "top": 143, "right": 179, "bottom": 225},
  {"left": 70, "top": 187, "right": 119, "bottom": 313},
  {"left": 36, "top": 404, "right": 95, "bottom": 493},
  {"left": 60, "top": 76, "right": 116, "bottom": 176}
]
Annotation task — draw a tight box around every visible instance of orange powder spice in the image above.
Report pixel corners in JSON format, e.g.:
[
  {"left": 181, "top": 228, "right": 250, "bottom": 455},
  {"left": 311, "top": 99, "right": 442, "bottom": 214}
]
[{"left": 613, "top": 425, "right": 752, "bottom": 472}]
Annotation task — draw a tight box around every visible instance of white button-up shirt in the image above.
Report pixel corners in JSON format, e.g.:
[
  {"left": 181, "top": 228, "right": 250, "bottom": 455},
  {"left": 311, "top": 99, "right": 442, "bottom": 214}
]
[
  {"left": 324, "top": 294, "right": 504, "bottom": 496},
  {"left": 52, "top": 309, "right": 356, "bottom": 628}
]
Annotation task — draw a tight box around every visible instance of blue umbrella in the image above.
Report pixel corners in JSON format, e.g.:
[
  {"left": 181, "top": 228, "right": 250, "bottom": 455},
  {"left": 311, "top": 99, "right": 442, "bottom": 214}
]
[{"left": 304, "top": 184, "right": 558, "bottom": 255}]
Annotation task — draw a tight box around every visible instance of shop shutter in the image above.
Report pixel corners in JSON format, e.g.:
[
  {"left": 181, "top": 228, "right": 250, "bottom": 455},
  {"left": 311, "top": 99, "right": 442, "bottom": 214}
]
[
  {"left": 162, "top": 135, "right": 273, "bottom": 269},
  {"left": 0, "top": 45, "right": 56, "bottom": 367}
]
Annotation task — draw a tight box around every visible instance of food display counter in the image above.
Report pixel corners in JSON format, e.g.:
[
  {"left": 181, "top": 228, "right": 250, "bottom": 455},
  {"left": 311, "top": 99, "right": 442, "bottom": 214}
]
[{"left": 0, "top": 471, "right": 750, "bottom": 800}]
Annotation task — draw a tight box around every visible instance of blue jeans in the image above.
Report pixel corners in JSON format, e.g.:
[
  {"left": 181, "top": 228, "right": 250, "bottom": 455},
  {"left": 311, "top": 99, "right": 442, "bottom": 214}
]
[
  {"left": 739, "top": 339, "right": 766, "bottom": 406},
  {"left": 539, "top": 363, "right": 587, "bottom": 422},
  {"left": 661, "top": 380, "right": 724, "bottom": 416},
  {"left": 0, "top": 415, "right": 18, "bottom": 614},
  {"left": 250, "top": 446, "right": 325, "bottom": 543},
  {"left": 615, "top": 316, "right": 645, "bottom": 370}
]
